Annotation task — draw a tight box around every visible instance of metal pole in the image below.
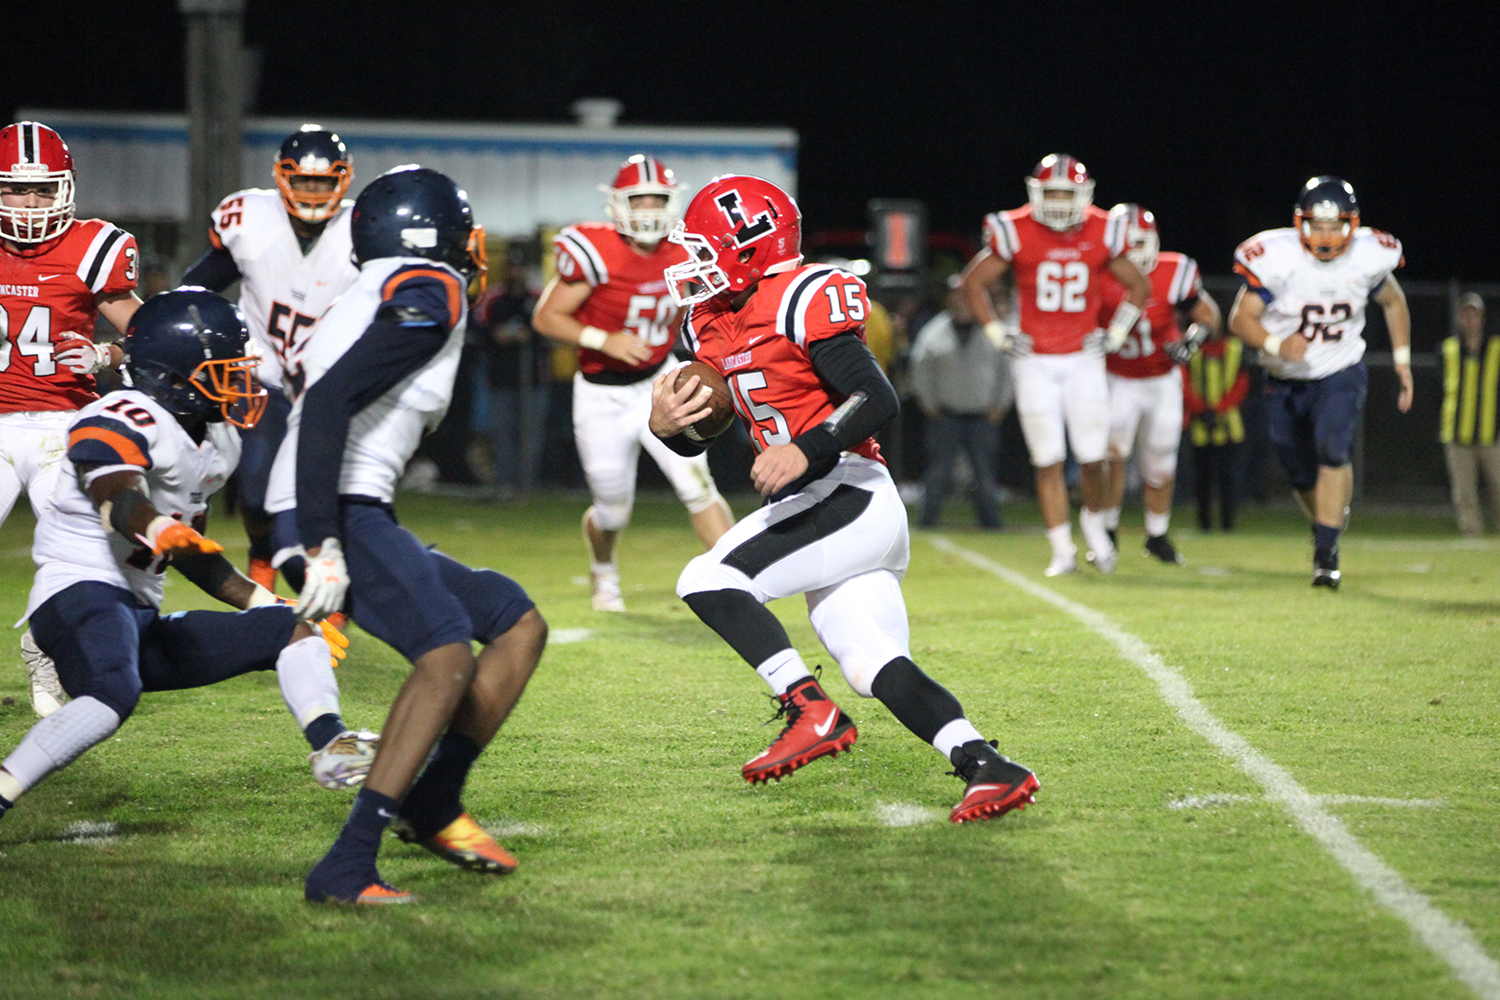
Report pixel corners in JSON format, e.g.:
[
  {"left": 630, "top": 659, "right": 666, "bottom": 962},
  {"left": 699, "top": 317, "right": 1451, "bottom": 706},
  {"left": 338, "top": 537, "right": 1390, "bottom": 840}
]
[{"left": 180, "top": 0, "right": 245, "bottom": 262}]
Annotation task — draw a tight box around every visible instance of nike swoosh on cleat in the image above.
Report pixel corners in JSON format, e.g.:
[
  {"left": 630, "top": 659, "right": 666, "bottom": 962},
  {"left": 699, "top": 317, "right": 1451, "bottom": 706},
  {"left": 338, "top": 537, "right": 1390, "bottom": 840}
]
[{"left": 813, "top": 708, "right": 838, "bottom": 737}]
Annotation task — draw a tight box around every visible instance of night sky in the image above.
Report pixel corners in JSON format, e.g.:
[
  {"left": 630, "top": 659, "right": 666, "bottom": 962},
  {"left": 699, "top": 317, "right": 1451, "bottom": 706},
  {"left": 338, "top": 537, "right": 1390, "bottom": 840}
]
[{"left": 18, "top": 2, "right": 1498, "bottom": 280}]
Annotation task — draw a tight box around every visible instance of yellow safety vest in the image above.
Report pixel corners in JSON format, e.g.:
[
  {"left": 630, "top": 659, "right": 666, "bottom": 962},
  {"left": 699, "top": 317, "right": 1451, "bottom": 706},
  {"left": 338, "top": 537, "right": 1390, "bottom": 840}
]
[
  {"left": 1440, "top": 335, "right": 1500, "bottom": 446},
  {"left": 1188, "top": 339, "right": 1245, "bottom": 447}
]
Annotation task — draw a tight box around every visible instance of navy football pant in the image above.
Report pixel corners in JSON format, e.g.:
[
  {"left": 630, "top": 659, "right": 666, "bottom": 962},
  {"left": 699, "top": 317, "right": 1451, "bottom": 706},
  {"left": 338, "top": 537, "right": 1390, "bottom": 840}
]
[
  {"left": 28, "top": 581, "right": 299, "bottom": 722},
  {"left": 272, "top": 501, "right": 534, "bottom": 662},
  {"left": 1267, "top": 362, "right": 1368, "bottom": 490}
]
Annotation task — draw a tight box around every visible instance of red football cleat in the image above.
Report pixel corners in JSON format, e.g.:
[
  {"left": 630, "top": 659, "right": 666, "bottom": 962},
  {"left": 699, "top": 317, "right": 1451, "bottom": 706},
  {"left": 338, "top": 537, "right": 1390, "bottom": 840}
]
[
  {"left": 742, "top": 676, "right": 857, "bottom": 784},
  {"left": 948, "top": 739, "right": 1039, "bottom": 823}
]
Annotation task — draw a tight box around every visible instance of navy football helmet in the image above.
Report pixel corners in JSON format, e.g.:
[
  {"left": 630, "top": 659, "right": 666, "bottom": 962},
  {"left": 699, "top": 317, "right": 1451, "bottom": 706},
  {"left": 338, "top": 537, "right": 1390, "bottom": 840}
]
[
  {"left": 274, "top": 125, "right": 352, "bottom": 223},
  {"left": 350, "top": 165, "right": 486, "bottom": 294},
  {"left": 1294, "top": 176, "right": 1359, "bottom": 261},
  {"left": 124, "top": 289, "right": 266, "bottom": 428}
]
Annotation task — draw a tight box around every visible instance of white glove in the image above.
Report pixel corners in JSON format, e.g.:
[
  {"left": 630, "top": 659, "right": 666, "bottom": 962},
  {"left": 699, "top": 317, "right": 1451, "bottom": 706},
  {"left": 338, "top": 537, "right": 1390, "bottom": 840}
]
[
  {"left": 1083, "top": 329, "right": 1107, "bottom": 355},
  {"left": 55, "top": 338, "right": 113, "bottom": 375},
  {"left": 1008, "top": 331, "right": 1034, "bottom": 357},
  {"left": 1166, "top": 323, "right": 1211, "bottom": 364},
  {"left": 295, "top": 537, "right": 349, "bottom": 623},
  {"left": 1104, "top": 301, "right": 1142, "bottom": 353},
  {"left": 981, "top": 320, "right": 1012, "bottom": 351}
]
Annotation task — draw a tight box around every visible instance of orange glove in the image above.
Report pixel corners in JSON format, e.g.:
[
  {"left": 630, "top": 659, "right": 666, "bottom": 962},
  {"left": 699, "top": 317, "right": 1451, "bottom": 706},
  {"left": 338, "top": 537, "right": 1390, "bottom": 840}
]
[
  {"left": 140, "top": 516, "right": 223, "bottom": 556},
  {"left": 316, "top": 617, "right": 350, "bottom": 667}
]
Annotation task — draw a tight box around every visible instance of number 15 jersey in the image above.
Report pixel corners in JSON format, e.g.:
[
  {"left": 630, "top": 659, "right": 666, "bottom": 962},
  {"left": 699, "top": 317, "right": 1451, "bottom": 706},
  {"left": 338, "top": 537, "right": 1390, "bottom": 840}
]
[
  {"left": 1233, "top": 227, "right": 1403, "bottom": 381},
  {"left": 983, "top": 203, "right": 1127, "bottom": 354}
]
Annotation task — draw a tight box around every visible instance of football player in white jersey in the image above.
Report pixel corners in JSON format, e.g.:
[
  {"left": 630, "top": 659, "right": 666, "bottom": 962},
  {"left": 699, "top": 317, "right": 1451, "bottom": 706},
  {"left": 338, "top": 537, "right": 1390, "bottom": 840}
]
[
  {"left": 182, "top": 125, "right": 360, "bottom": 592},
  {"left": 0, "top": 290, "right": 378, "bottom": 829},
  {"left": 265, "top": 166, "right": 547, "bottom": 905},
  {"left": 1229, "top": 176, "right": 1412, "bottom": 588}
]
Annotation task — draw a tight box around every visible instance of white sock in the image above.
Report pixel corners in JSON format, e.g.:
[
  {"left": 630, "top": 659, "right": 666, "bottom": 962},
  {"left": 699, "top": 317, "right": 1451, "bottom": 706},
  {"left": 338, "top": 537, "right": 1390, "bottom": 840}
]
[
  {"left": 1079, "top": 508, "right": 1113, "bottom": 553},
  {"left": 1, "top": 695, "right": 121, "bottom": 793},
  {"left": 1103, "top": 506, "right": 1121, "bottom": 530},
  {"left": 755, "top": 648, "right": 811, "bottom": 696},
  {"left": 933, "top": 718, "right": 985, "bottom": 761},
  {"left": 276, "top": 636, "right": 341, "bottom": 730},
  {"left": 590, "top": 560, "right": 618, "bottom": 577},
  {"left": 1145, "top": 510, "right": 1171, "bottom": 538},
  {"left": 1046, "top": 523, "right": 1074, "bottom": 559}
]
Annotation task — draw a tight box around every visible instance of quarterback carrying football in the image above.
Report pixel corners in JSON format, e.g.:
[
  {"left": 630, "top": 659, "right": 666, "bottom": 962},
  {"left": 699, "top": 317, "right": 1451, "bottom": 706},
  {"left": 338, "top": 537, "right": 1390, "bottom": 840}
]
[{"left": 651, "top": 174, "right": 1038, "bottom": 823}]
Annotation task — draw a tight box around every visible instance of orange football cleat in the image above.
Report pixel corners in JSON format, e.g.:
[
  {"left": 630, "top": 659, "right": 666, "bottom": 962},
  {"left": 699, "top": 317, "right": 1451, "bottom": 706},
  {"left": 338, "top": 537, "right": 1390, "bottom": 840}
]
[{"left": 394, "top": 813, "right": 518, "bottom": 874}]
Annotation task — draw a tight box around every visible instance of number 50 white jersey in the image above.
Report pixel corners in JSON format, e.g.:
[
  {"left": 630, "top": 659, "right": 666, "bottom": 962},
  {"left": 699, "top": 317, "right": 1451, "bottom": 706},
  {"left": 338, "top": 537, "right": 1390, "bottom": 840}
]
[
  {"left": 209, "top": 189, "right": 359, "bottom": 391},
  {"left": 1233, "top": 227, "right": 1404, "bottom": 381}
]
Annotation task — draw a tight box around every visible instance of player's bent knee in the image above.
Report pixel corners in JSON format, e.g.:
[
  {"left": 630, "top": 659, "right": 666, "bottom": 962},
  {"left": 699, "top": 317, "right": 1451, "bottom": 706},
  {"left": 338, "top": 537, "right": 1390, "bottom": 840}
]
[
  {"left": 85, "top": 674, "right": 143, "bottom": 723},
  {"left": 676, "top": 552, "right": 753, "bottom": 600},
  {"left": 1141, "top": 449, "right": 1178, "bottom": 488},
  {"left": 681, "top": 484, "right": 723, "bottom": 515},
  {"left": 590, "top": 498, "right": 633, "bottom": 532}
]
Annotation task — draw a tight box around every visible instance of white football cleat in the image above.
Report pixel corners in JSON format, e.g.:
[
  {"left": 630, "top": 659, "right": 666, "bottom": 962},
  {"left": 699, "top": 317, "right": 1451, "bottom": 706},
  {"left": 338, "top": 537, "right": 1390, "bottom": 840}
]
[
  {"left": 590, "top": 569, "right": 626, "bottom": 612},
  {"left": 1044, "top": 552, "right": 1077, "bottom": 577},
  {"left": 309, "top": 730, "right": 380, "bottom": 790},
  {"left": 21, "top": 629, "right": 68, "bottom": 719},
  {"left": 1086, "top": 544, "right": 1118, "bottom": 574}
]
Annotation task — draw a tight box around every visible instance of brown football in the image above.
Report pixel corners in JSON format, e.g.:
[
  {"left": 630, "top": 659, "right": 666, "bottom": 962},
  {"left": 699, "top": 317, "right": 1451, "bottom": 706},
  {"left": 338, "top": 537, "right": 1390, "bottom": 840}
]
[{"left": 673, "top": 360, "right": 736, "bottom": 441}]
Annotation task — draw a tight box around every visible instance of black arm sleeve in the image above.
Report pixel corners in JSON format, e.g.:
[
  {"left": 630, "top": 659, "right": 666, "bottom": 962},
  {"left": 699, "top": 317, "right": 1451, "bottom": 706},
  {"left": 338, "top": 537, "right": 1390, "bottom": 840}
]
[
  {"left": 660, "top": 431, "right": 710, "bottom": 457},
  {"left": 181, "top": 245, "right": 242, "bottom": 292},
  {"left": 171, "top": 551, "right": 238, "bottom": 599},
  {"left": 295, "top": 314, "right": 449, "bottom": 548},
  {"left": 768, "top": 332, "right": 899, "bottom": 500}
]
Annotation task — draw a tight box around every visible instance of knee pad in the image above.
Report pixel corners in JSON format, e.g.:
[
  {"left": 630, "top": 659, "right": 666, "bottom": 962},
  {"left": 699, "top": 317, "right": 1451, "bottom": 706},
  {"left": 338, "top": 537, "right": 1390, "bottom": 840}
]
[
  {"left": 681, "top": 482, "right": 723, "bottom": 516},
  {"left": 589, "top": 498, "right": 633, "bottom": 533},
  {"left": 1140, "top": 445, "right": 1179, "bottom": 488},
  {"left": 676, "top": 552, "right": 753, "bottom": 600}
]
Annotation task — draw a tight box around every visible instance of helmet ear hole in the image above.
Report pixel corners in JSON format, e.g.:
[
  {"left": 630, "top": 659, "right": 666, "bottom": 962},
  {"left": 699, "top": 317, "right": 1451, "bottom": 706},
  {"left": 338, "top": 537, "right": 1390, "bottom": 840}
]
[{"left": 737, "top": 248, "right": 756, "bottom": 264}]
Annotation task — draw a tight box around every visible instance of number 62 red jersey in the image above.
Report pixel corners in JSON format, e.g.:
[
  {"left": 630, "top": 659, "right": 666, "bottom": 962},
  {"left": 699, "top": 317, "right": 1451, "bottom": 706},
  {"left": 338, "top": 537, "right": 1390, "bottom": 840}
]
[
  {"left": 680, "top": 263, "right": 883, "bottom": 464},
  {"left": 0, "top": 219, "right": 137, "bottom": 412}
]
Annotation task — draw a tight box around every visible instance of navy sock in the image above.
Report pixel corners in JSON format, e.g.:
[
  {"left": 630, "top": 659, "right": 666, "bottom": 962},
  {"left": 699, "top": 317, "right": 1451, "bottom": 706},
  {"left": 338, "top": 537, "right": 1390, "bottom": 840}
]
[
  {"left": 304, "top": 713, "right": 346, "bottom": 752},
  {"left": 1313, "top": 523, "right": 1341, "bottom": 557},
  {"left": 248, "top": 532, "right": 274, "bottom": 562},
  {"left": 335, "top": 787, "right": 400, "bottom": 856},
  {"left": 399, "top": 732, "right": 481, "bottom": 839},
  {"left": 0, "top": 793, "right": 12, "bottom": 819},
  {"left": 305, "top": 788, "right": 400, "bottom": 900}
]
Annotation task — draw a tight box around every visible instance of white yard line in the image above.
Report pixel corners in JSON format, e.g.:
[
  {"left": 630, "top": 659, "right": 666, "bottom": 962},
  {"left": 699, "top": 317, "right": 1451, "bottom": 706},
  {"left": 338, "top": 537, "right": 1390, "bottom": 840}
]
[
  {"left": 550, "top": 628, "right": 593, "bottom": 644},
  {"left": 928, "top": 535, "right": 1500, "bottom": 1000},
  {"left": 1169, "top": 793, "right": 1447, "bottom": 810}
]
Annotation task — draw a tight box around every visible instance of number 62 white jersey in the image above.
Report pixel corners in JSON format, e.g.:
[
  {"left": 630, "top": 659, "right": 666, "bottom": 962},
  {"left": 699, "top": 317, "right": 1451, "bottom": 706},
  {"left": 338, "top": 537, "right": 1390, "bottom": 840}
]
[{"left": 1233, "top": 226, "right": 1403, "bottom": 381}]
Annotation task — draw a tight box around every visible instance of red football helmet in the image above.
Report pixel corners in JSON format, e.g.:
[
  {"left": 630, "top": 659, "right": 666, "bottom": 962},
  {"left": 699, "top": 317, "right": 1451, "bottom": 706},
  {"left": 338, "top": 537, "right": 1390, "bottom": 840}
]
[
  {"left": 1109, "top": 203, "right": 1159, "bottom": 273},
  {"left": 0, "top": 121, "right": 77, "bottom": 244},
  {"left": 665, "top": 175, "right": 802, "bottom": 306},
  {"left": 601, "top": 154, "right": 683, "bottom": 244},
  {"left": 1025, "top": 153, "right": 1094, "bottom": 231}
]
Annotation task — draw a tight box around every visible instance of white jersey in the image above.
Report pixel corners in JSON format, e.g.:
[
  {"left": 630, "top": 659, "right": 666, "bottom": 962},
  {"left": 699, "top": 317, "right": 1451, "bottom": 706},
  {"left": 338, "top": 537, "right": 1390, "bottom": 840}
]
[
  {"left": 1233, "top": 227, "right": 1403, "bottom": 381},
  {"left": 210, "top": 188, "right": 360, "bottom": 391},
  {"left": 264, "top": 256, "right": 469, "bottom": 514},
  {"left": 25, "top": 390, "right": 239, "bottom": 617}
]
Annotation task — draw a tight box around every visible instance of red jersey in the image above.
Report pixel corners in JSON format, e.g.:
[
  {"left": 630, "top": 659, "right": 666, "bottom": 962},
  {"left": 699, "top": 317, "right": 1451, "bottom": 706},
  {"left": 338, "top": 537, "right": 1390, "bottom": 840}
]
[
  {"left": 983, "top": 204, "right": 1126, "bottom": 354},
  {"left": 681, "top": 263, "right": 883, "bottom": 464},
  {"left": 553, "top": 222, "right": 680, "bottom": 378},
  {"left": 1102, "top": 251, "right": 1202, "bottom": 379},
  {"left": 1, "top": 219, "right": 137, "bottom": 412}
]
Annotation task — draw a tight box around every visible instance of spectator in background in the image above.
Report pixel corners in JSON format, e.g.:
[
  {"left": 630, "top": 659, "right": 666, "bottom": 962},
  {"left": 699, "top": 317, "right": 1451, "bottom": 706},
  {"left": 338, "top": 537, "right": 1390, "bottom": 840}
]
[
  {"left": 473, "top": 262, "right": 551, "bottom": 493},
  {"left": 910, "top": 275, "right": 1013, "bottom": 529},
  {"left": 1184, "top": 333, "right": 1249, "bottom": 531},
  {"left": 1440, "top": 293, "right": 1500, "bottom": 536}
]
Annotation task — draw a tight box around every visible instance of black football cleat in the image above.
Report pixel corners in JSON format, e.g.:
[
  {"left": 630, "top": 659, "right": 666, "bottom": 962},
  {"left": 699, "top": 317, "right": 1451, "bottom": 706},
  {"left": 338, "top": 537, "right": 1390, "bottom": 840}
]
[
  {"left": 1106, "top": 527, "right": 1118, "bottom": 549},
  {"left": 1312, "top": 546, "right": 1341, "bottom": 590},
  {"left": 1144, "top": 533, "right": 1185, "bottom": 565},
  {"left": 948, "top": 739, "right": 1039, "bottom": 823}
]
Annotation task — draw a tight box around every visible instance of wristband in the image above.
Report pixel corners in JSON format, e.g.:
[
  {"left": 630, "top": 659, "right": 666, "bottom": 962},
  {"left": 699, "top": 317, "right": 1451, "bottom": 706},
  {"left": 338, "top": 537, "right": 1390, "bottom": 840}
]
[
  {"left": 1261, "top": 334, "right": 1283, "bottom": 358},
  {"left": 981, "top": 320, "right": 1006, "bottom": 349},
  {"left": 1392, "top": 345, "right": 1411, "bottom": 366},
  {"left": 579, "top": 326, "right": 609, "bottom": 351},
  {"left": 246, "top": 585, "right": 280, "bottom": 608}
]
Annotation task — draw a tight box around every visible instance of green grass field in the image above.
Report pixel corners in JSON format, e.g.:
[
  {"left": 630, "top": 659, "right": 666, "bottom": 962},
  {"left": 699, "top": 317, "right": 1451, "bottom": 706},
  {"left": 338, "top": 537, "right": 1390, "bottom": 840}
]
[{"left": 0, "top": 492, "right": 1496, "bottom": 1000}]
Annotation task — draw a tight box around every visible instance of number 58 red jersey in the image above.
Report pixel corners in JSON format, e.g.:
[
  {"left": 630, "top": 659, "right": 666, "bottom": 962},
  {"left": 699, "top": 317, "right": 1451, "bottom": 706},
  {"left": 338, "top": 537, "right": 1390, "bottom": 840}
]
[
  {"left": 0, "top": 218, "right": 137, "bottom": 412},
  {"left": 983, "top": 203, "right": 1126, "bottom": 354},
  {"left": 680, "top": 263, "right": 883, "bottom": 464},
  {"left": 552, "top": 222, "right": 680, "bottom": 377}
]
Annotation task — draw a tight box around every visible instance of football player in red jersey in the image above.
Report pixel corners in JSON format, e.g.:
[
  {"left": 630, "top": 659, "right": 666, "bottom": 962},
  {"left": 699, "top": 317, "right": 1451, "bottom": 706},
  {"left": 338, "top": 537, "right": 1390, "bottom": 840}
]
[
  {"left": 532, "top": 155, "right": 733, "bottom": 612},
  {"left": 649, "top": 175, "right": 1037, "bottom": 823},
  {"left": 1098, "top": 204, "right": 1220, "bottom": 565},
  {"left": 0, "top": 121, "right": 142, "bottom": 718},
  {"left": 959, "top": 154, "right": 1150, "bottom": 575}
]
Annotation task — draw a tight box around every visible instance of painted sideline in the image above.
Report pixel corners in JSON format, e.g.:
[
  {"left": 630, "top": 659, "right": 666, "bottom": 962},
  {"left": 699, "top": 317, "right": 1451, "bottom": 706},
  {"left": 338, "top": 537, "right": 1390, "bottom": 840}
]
[{"left": 927, "top": 535, "right": 1500, "bottom": 1000}]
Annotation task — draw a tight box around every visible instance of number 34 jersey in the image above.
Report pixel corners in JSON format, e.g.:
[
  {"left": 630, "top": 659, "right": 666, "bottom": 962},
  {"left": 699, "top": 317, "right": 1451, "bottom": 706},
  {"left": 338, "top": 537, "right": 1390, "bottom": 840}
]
[
  {"left": 0, "top": 218, "right": 137, "bottom": 412},
  {"left": 552, "top": 222, "right": 679, "bottom": 378},
  {"left": 25, "top": 389, "right": 240, "bottom": 618},
  {"left": 209, "top": 189, "right": 359, "bottom": 392},
  {"left": 1233, "top": 227, "right": 1404, "bottom": 381},
  {"left": 680, "top": 263, "right": 883, "bottom": 464},
  {"left": 984, "top": 203, "right": 1127, "bottom": 354}
]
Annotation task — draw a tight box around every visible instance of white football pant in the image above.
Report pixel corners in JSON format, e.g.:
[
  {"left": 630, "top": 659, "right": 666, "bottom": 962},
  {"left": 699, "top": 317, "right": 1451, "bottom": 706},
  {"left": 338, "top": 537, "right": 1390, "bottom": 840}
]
[
  {"left": 1011, "top": 351, "right": 1109, "bottom": 467},
  {"left": 1107, "top": 368, "right": 1184, "bottom": 487}
]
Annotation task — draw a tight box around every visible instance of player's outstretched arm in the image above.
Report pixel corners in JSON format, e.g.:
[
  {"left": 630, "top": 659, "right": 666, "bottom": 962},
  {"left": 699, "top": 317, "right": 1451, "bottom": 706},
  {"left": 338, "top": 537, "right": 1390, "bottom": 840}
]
[
  {"left": 181, "top": 244, "right": 243, "bottom": 293},
  {"left": 532, "top": 276, "right": 653, "bottom": 364},
  {"left": 1375, "top": 275, "right": 1414, "bottom": 413}
]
